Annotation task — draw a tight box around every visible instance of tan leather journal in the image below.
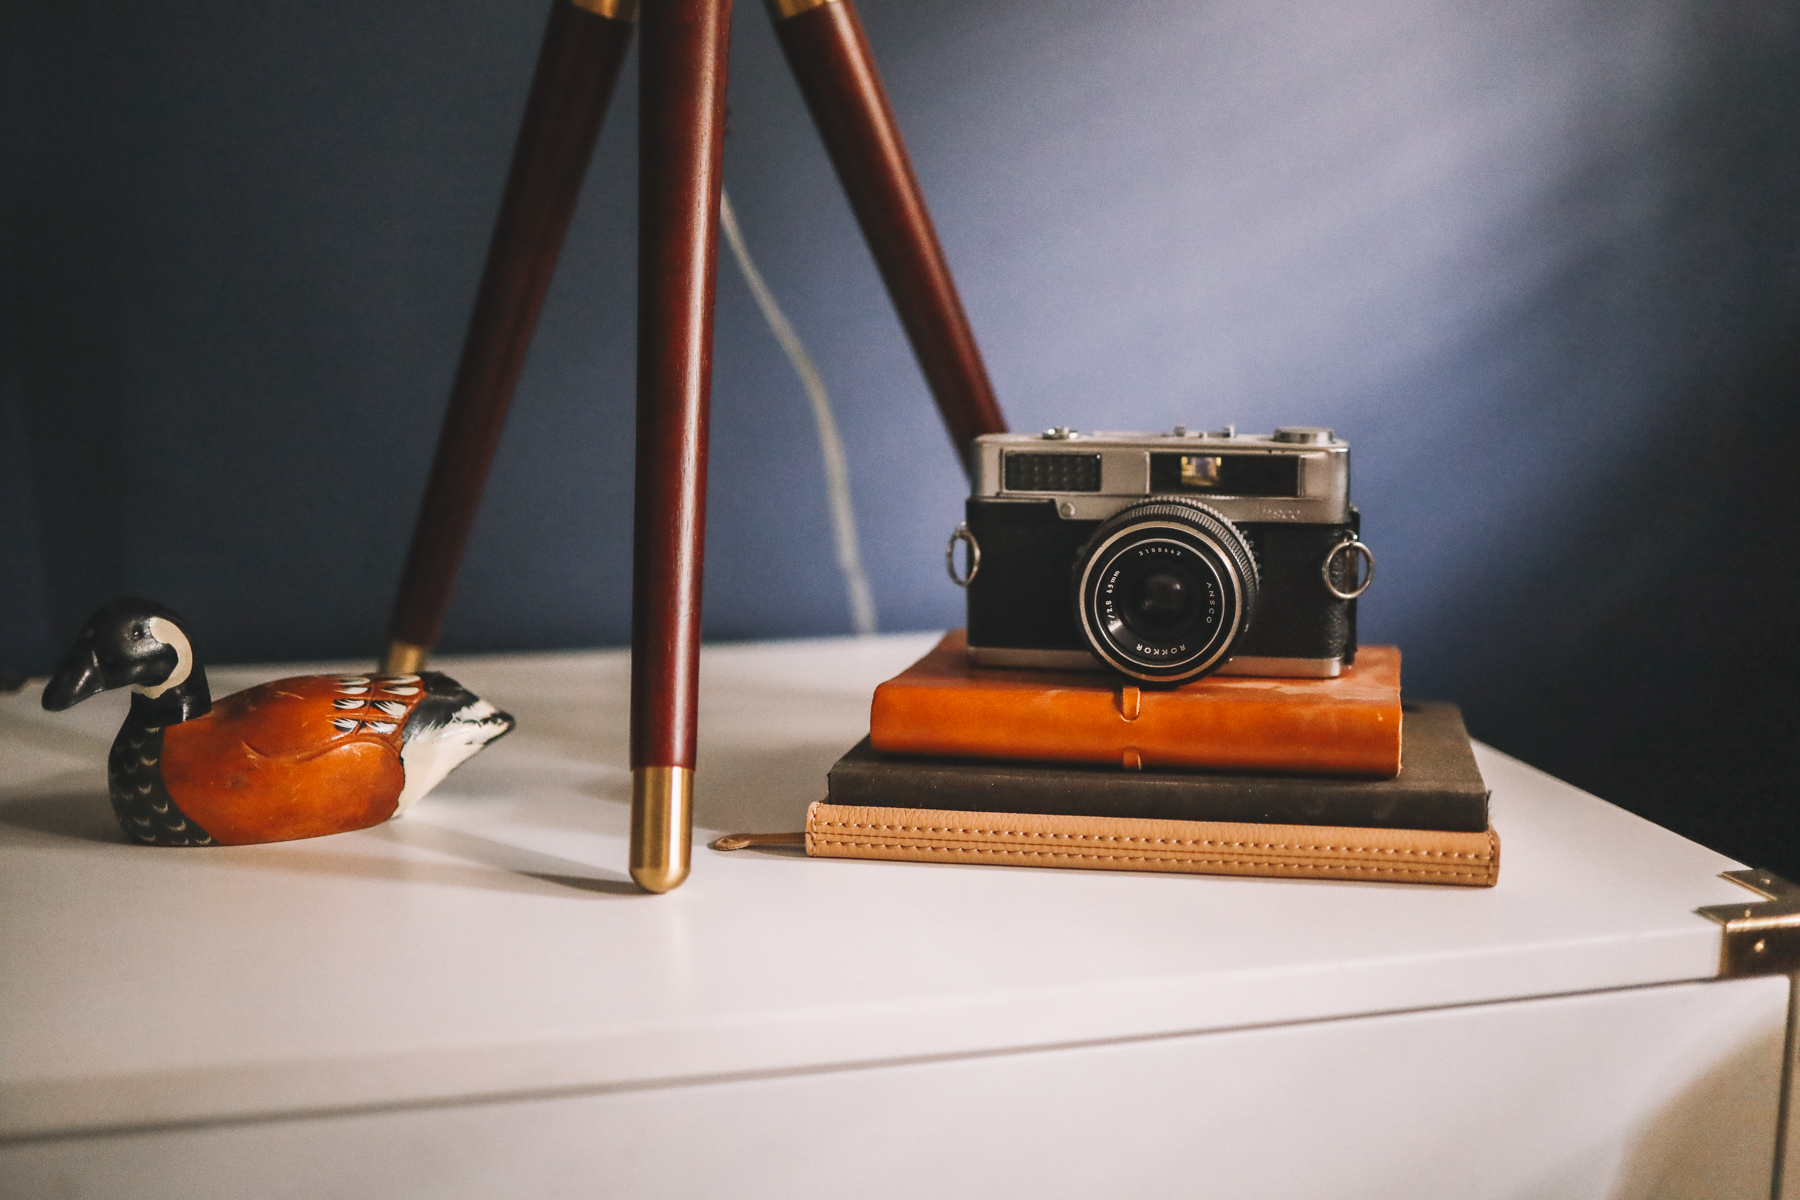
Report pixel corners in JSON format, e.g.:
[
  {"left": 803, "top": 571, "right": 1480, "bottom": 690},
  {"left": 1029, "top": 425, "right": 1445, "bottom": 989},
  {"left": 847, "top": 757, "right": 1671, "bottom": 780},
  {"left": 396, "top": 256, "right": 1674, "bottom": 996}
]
[
  {"left": 869, "top": 631, "right": 1403, "bottom": 777},
  {"left": 798, "top": 802, "right": 1500, "bottom": 887}
]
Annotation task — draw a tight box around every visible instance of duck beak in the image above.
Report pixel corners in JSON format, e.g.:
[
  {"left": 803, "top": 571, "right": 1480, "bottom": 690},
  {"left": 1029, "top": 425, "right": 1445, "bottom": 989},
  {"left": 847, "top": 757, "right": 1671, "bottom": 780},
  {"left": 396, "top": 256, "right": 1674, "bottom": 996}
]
[{"left": 42, "top": 645, "right": 107, "bottom": 712}]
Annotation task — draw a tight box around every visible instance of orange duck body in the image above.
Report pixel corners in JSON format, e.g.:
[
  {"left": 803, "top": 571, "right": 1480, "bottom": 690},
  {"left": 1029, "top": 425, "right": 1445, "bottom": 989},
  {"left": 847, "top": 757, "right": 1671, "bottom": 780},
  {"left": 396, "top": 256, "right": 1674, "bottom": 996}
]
[{"left": 156, "top": 674, "right": 427, "bottom": 845}]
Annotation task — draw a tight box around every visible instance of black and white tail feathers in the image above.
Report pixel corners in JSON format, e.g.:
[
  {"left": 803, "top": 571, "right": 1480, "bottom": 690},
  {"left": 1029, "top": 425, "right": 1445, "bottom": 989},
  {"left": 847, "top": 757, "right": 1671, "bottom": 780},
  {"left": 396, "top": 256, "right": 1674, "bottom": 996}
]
[{"left": 393, "top": 672, "right": 515, "bottom": 815}]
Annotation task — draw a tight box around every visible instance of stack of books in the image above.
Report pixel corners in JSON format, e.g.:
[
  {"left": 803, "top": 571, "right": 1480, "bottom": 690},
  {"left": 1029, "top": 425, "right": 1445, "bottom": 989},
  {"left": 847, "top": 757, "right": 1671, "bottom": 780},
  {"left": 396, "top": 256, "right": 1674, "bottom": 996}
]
[{"left": 801, "top": 631, "right": 1498, "bottom": 887}]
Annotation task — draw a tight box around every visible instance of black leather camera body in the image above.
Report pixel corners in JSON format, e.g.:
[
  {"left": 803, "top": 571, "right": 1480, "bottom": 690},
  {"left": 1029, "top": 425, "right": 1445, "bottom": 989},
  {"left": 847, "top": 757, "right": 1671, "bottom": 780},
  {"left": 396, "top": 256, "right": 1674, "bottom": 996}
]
[{"left": 949, "top": 426, "right": 1373, "bottom": 685}]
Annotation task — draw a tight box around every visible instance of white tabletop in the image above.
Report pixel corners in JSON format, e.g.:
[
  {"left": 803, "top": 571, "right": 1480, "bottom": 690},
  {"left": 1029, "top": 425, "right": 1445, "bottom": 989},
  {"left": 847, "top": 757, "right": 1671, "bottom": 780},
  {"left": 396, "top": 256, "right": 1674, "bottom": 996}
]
[{"left": 0, "top": 634, "right": 1751, "bottom": 1140}]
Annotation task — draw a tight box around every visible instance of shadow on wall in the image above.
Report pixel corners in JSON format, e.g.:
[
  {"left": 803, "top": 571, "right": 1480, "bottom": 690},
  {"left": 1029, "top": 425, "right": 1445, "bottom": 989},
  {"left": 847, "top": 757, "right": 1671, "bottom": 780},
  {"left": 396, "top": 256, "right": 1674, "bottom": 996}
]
[{"left": 1444, "top": 327, "right": 1800, "bottom": 877}]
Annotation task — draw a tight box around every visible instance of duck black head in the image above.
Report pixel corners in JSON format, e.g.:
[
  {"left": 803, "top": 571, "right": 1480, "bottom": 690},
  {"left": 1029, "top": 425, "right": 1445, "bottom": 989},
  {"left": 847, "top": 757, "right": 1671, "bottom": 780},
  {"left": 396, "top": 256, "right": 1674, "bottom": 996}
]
[{"left": 43, "top": 598, "right": 212, "bottom": 723}]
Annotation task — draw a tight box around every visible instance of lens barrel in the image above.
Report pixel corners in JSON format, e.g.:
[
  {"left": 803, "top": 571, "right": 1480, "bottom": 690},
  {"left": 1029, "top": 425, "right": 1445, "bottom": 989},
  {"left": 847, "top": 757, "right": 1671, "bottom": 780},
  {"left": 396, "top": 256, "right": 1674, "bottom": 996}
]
[{"left": 1074, "top": 498, "right": 1258, "bottom": 683}]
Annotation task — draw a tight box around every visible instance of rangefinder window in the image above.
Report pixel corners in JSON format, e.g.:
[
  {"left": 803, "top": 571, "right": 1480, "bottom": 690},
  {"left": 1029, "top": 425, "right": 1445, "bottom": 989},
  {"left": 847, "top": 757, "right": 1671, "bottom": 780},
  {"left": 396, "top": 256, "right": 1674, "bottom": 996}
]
[
  {"left": 1004, "top": 453, "right": 1102, "bottom": 493},
  {"left": 1150, "top": 453, "right": 1300, "bottom": 497}
]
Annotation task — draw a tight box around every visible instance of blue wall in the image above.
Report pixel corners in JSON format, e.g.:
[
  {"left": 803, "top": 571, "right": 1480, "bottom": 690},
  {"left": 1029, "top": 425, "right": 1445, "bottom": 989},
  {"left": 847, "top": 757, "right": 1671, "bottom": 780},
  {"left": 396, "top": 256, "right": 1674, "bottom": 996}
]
[{"left": 6, "top": 0, "right": 1799, "bottom": 861}]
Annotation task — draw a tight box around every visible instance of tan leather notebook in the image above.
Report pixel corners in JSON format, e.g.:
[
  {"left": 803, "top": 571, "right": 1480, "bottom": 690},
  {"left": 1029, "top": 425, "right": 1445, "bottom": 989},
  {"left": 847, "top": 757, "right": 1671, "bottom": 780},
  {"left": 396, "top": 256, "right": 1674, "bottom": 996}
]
[
  {"left": 798, "top": 802, "right": 1499, "bottom": 887},
  {"left": 869, "top": 631, "right": 1403, "bottom": 777}
]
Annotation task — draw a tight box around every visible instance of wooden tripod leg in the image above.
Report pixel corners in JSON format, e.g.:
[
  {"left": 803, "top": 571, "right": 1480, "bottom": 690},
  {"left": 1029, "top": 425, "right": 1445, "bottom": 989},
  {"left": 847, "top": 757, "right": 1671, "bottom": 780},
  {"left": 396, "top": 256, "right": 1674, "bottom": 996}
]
[
  {"left": 766, "top": 0, "right": 1008, "bottom": 473},
  {"left": 382, "top": 0, "right": 637, "bottom": 674},
  {"left": 630, "top": 0, "right": 732, "bottom": 893}
]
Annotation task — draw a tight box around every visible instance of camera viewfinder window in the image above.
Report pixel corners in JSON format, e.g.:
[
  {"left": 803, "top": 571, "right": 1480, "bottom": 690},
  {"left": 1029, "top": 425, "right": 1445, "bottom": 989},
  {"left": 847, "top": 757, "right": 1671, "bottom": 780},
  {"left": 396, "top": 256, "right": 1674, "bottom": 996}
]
[
  {"left": 1150, "top": 454, "right": 1300, "bottom": 497},
  {"left": 1004, "top": 453, "right": 1102, "bottom": 492}
]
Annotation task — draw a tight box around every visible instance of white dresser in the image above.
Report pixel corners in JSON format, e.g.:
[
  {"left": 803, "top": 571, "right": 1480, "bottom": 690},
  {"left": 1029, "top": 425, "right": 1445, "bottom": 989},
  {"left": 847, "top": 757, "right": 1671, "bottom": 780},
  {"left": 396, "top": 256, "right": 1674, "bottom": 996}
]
[{"left": 1, "top": 634, "right": 1791, "bottom": 1198}]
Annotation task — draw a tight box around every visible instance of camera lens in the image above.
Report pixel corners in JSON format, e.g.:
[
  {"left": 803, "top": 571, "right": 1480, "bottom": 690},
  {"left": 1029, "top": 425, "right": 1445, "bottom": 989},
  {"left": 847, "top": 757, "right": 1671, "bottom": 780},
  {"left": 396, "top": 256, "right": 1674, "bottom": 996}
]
[
  {"left": 1122, "top": 567, "right": 1200, "bottom": 637},
  {"left": 1074, "top": 499, "right": 1258, "bottom": 683}
]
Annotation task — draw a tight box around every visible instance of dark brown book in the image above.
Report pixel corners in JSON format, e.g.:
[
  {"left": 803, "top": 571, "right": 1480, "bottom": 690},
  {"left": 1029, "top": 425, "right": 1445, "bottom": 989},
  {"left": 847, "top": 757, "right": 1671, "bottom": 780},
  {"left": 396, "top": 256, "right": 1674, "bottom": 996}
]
[{"left": 830, "top": 701, "right": 1488, "bottom": 833}]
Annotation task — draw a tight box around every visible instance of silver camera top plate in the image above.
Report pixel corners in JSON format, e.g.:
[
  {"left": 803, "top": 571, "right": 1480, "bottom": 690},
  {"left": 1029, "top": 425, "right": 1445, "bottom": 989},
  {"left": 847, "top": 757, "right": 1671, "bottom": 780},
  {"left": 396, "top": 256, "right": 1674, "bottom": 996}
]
[{"left": 973, "top": 427, "right": 1351, "bottom": 525}]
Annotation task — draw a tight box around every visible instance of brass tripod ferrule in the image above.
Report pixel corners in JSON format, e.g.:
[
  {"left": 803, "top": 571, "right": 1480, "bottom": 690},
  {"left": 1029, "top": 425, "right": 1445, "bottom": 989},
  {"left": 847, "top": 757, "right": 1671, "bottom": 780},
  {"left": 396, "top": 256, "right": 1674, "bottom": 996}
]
[
  {"left": 765, "top": 0, "right": 840, "bottom": 19},
  {"left": 631, "top": 766, "right": 694, "bottom": 893},
  {"left": 382, "top": 639, "right": 428, "bottom": 675}
]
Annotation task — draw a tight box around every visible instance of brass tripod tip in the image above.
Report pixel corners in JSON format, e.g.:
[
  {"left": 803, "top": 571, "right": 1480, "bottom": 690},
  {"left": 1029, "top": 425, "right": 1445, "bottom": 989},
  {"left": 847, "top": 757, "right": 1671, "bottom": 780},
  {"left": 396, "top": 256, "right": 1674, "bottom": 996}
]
[
  {"left": 571, "top": 0, "right": 639, "bottom": 21},
  {"left": 765, "top": 0, "right": 840, "bottom": 18},
  {"left": 631, "top": 766, "right": 694, "bottom": 893},
  {"left": 382, "top": 639, "right": 428, "bottom": 675}
]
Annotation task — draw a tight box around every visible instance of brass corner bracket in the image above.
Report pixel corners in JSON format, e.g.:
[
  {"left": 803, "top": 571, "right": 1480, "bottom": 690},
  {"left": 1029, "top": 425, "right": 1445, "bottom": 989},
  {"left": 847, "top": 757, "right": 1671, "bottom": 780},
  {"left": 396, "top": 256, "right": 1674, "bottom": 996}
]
[{"left": 1697, "top": 869, "right": 1800, "bottom": 978}]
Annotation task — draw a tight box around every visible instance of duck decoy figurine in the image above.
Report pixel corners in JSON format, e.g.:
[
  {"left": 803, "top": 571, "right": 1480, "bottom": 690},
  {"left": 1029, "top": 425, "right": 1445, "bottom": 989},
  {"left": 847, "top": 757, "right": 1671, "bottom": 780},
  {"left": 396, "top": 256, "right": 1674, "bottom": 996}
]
[{"left": 42, "top": 598, "right": 514, "bottom": 846}]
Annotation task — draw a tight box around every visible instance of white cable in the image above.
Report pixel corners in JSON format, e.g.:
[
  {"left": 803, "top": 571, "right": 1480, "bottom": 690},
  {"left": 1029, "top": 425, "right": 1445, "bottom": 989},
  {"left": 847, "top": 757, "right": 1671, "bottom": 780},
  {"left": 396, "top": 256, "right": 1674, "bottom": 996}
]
[{"left": 719, "top": 188, "right": 878, "bottom": 636}]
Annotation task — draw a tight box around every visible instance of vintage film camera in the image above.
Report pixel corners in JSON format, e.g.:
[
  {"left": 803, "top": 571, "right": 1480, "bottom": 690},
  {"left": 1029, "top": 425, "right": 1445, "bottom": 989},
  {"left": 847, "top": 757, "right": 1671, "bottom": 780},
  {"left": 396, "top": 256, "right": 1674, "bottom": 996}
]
[{"left": 948, "top": 426, "right": 1374, "bottom": 684}]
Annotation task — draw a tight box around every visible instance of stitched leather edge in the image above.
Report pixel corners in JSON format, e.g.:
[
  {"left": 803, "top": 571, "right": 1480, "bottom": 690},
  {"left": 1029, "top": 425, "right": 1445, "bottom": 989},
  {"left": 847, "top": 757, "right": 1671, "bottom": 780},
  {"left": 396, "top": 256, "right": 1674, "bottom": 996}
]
[
  {"left": 803, "top": 802, "right": 1501, "bottom": 887},
  {"left": 810, "top": 819, "right": 1494, "bottom": 860},
  {"left": 812, "top": 840, "right": 1497, "bottom": 880}
]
